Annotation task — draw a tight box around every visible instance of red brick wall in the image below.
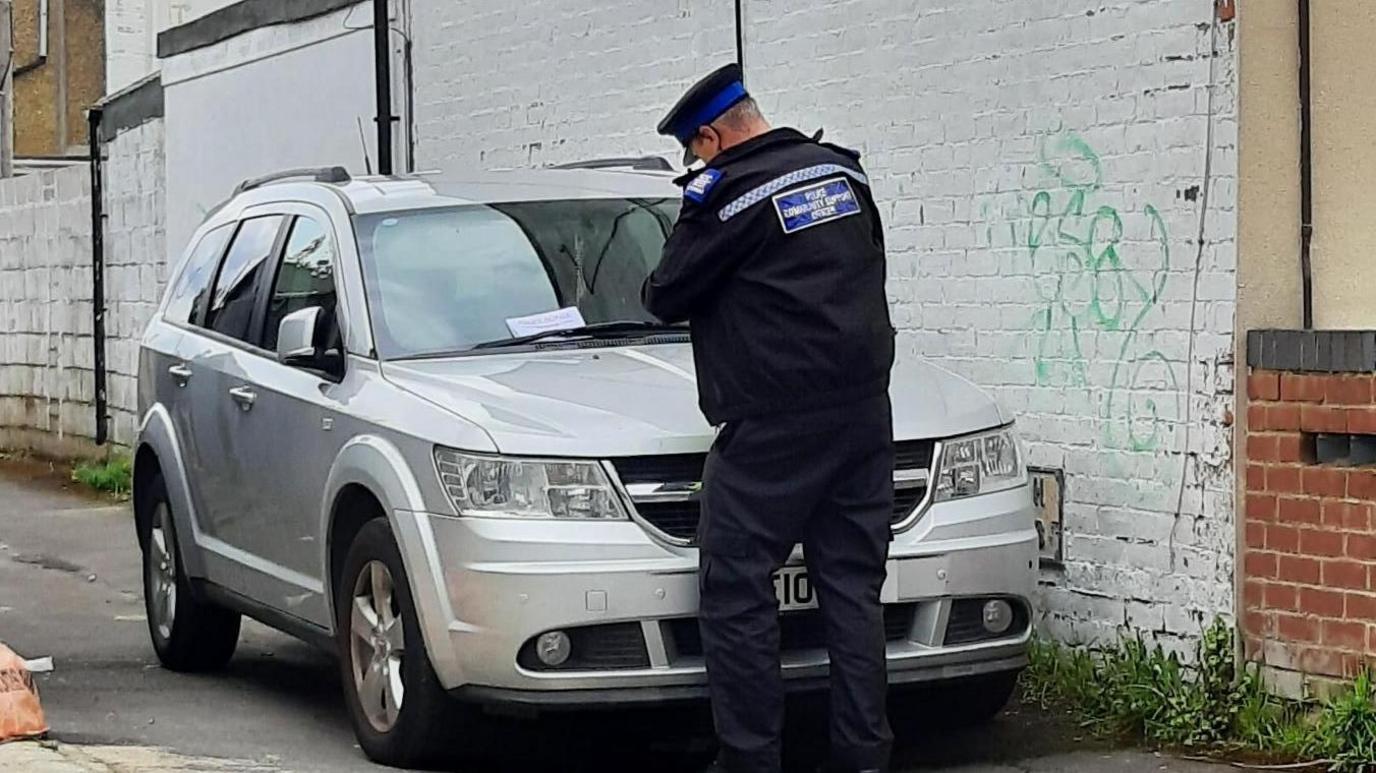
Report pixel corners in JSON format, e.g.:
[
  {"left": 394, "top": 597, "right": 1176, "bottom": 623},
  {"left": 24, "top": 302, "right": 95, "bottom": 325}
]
[{"left": 1244, "top": 370, "right": 1376, "bottom": 679}]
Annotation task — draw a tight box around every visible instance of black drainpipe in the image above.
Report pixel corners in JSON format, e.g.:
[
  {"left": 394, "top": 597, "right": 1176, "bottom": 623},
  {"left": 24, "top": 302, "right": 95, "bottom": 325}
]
[
  {"left": 87, "top": 107, "right": 107, "bottom": 446},
  {"left": 404, "top": 35, "right": 416, "bottom": 173},
  {"left": 734, "top": 0, "right": 744, "bottom": 71},
  {"left": 1298, "top": 0, "right": 1314, "bottom": 328},
  {"left": 372, "top": 0, "right": 395, "bottom": 176}
]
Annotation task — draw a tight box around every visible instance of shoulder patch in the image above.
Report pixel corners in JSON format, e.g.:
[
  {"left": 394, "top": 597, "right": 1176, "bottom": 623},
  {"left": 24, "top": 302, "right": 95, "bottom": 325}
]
[
  {"left": 772, "top": 177, "right": 862, "bottom": 234},
  {"left": 683, "top": 169, "right": 723, "bottom": 204}
]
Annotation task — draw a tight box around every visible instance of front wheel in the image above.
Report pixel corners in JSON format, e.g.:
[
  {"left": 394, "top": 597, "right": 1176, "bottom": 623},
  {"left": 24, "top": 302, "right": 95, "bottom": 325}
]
[{"left": 336, "top": 519, "right": 461, "bottom": 768}]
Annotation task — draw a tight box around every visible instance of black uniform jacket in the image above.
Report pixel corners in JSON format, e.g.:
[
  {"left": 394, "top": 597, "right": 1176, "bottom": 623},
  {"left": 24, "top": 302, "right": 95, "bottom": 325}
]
[{"left": 643, "top": 127, "right": 896, "bottom": 425}]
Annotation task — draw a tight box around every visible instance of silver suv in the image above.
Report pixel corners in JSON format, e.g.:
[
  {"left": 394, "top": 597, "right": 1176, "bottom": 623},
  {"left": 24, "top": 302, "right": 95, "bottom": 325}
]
[{"left": 133, "top": 164, "right": 1039, "bottom": 767}]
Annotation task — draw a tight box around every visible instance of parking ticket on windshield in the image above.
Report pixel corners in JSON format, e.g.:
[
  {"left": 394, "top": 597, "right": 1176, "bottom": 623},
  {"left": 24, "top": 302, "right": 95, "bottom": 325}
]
[{"left": 505, "top": 307, "right": 588, "bottom": 337}]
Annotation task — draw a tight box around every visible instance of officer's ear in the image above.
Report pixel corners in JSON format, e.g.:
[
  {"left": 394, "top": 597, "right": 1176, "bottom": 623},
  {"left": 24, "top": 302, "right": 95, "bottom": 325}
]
[{"left": 696, "top": 125, "right": 720, "bottom": 149}]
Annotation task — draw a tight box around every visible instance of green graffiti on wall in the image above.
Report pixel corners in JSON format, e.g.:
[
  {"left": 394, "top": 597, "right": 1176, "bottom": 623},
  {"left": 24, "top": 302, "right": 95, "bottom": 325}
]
[{"left": 1014, "top": 132, "right": 1181, "bottom": 452}]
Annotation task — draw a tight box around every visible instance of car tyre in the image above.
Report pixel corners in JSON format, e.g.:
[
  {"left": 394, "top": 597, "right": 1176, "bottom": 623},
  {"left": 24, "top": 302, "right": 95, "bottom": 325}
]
[
  {"left": 336, "top": 519, "right": 459, "bottom": 769},
  {"left": 140, "top": 472, "right": 241, "bottom": 671}
]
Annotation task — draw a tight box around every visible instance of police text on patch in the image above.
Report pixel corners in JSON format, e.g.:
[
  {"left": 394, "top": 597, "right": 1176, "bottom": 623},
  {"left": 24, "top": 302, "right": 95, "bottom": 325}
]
[{"left": 772, "top": 177, "right": 861, "bottom": 234}]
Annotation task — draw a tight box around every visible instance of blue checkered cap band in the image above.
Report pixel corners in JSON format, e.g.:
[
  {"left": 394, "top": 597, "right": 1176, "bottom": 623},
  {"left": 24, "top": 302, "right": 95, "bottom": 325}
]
[{"left": 717, "top": 164, "right": 870, "bottom": 222}]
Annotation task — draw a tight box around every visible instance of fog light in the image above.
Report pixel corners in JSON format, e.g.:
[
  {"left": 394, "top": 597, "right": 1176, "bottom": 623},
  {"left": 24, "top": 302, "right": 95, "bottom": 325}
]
[
  {"left": 982, "top": 599, "right": 1014, "bottom": 635},
  {"left": 536, "top": 631, "right": 572, "bottom": 667}
]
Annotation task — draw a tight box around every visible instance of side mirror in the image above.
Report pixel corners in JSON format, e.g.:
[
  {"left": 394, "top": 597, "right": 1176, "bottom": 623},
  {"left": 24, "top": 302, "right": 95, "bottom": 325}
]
[{"left": 276, "top": 307, "right": 322, "bottom": 366}]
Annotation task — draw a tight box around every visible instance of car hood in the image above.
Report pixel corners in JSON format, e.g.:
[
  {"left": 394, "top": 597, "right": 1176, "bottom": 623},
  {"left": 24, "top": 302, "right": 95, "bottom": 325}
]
[{"left": 381, "top": 343, "right": 1008, "bottom": 457}]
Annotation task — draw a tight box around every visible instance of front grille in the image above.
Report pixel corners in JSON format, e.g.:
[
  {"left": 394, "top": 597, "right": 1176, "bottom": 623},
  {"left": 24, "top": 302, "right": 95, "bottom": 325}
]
[
  {"left": 884, "top": 603, "right": 916, "bottom": 640},
  {"left": 666, "top": 603, "right": 916, "bottom": 659},
  {"left": 892, "top": 486, "right": 926, "bottom": 521},
  {"left": 891, "top": 439, "right": 934, "bottom": 523},
  {"left": 610, "top": 454, "right": 706, "bottom": 485},
  {"left": 612, "top": 439, "right": 936, "bottom": 544},
  {"left": 633, "top": 501, "right": 700, "bottom": 542},
  {"left": 517, "top": 623, "right": 650, "bottom": 672},
  {"left": 943, "top": 598, "right": 1030, "bottom": 646},
  {"left": 895, "top": 440, "right": 935, "bottom": 470}
]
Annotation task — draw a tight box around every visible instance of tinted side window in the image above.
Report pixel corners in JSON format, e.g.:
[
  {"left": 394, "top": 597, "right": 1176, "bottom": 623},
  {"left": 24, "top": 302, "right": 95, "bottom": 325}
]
[
  {"left": 165, "top": 225, "right": 233, "bottom": 324},
  {"left": 263, "top": 217, "right": 338, "bottom": 351},
  {"left": 204, "top": 216, "right": 284, "bottom": 342}
]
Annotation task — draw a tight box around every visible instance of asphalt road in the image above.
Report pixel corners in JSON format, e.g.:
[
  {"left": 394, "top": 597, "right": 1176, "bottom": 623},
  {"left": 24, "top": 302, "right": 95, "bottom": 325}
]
[{"left": 0, "top": 460, "right": 1224, "bottom": 773}]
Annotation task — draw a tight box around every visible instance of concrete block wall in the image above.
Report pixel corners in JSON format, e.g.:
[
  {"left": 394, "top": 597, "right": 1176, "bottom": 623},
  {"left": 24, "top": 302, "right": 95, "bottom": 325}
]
[
  {"left": 0, "top": 117, "right": 167, "bottom": 454},
  {"left": 0, "top": 166, "right": 98, "bottom": 457},
  {"left": 410, "top": 0, "right": 1240, "bottom": 646},
  {"left": 103, "top": 118, "right": 169, "bottom": 446}
]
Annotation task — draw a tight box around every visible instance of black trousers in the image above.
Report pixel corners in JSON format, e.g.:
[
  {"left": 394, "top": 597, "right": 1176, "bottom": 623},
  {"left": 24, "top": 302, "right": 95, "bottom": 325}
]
[{"left": 698, "top": 395, "right": 895, "bottom": 773}]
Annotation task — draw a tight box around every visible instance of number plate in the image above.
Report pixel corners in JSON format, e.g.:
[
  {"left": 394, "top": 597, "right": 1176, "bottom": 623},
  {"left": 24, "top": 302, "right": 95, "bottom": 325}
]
[{"left": 774, "top": 565, "right": 818, "bottom": 612}]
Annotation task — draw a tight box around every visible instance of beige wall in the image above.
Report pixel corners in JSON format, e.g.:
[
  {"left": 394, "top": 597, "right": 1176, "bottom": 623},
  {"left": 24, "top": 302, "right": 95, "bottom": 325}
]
[
  {"left": 1238, "top": 1, "right": 1302, "bottom": 335},
  {"left": 1238, "top": 1, "right": 1376, "bottom": 331},
  {"left": 1310, "top": 2, "right": 1376, "bottom": 329},
  {"left": 1240, "top": 1, "right": 1376, "bottom": 331}
]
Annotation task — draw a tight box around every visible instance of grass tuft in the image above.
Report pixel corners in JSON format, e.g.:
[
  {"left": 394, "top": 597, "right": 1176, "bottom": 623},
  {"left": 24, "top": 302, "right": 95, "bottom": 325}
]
[
  {"left": 1022, "top": 618, "right": 1376, "bottom": 770},
  {"left": 72, "top": 455, "right": 133, "bottom": 497}
]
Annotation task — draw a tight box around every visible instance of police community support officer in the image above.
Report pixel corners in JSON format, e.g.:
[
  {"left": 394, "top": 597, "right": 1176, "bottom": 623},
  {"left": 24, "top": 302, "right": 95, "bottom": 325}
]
[{"left": 642, "top": 64, "right": 897, "bottom": 773}]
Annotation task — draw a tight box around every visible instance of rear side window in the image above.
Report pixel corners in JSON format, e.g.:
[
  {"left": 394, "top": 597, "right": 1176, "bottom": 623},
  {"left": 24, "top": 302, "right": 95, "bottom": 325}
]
[
  {"left": 263, "top": 216, "right": 338, "bottom": 351},
  {"left": 204, "top": 216, "right": 285, "bottom": 342},
  {"left": 165, "top": 225, "right": 233, "bottom": 324}
]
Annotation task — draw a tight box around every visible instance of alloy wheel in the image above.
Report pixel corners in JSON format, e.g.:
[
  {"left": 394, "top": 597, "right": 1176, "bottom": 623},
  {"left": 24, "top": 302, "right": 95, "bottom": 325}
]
[
  {"left": 146, "top": 503, "right": 178, "bottom": 640},
  {"left": 349, "top": 560, "right": 406, "bottom": 732}
]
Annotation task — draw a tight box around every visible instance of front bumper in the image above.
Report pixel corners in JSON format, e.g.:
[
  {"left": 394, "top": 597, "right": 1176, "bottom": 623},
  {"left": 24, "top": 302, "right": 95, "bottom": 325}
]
[{"left": 400, "top": 485, "right": 1039, "bottom": 704}]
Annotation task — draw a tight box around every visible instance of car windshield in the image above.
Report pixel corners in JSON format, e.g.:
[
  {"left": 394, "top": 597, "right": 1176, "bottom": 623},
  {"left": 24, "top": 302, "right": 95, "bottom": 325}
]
[{"left": 354, "top": 198, "right": 681, "bottom": 359}]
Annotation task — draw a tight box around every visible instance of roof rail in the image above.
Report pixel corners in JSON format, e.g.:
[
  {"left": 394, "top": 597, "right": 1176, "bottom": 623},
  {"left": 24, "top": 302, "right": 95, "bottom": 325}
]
[
  {"left": 234, "top": 166, "right": 352, "bottom": 195},
  {"left": 551, "top": 156, "right": 675, "bottom": 172}
]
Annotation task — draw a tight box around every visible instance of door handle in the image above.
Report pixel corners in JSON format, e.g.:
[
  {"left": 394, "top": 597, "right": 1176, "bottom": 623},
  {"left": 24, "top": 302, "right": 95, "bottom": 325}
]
[
  {"left": 168, "top": 364, "right": 192, "bottom": 387},
  {"left": 228, "top": 386, "right": 257, "bottom": 411}
]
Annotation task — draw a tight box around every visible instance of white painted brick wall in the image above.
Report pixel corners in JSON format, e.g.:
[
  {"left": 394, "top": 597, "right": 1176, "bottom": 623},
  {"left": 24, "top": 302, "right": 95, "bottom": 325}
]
[
  {"left": 0, "top": 118, "right": 168, "bottom": 453},
  {"left": 411, "top": 0, "right": 737, "bottom": 170},
  {"left": 106, "top": 0, "right": 248, "bottom": 92},
  {"left": 752, "top": 0, "right": 1240, "bottom": 649},
  {"left": 411, "top": 0, "right": 1239, "bottom": 646},
  {"left": 161, "top": 6, "right": 377, "bottom": 256}
]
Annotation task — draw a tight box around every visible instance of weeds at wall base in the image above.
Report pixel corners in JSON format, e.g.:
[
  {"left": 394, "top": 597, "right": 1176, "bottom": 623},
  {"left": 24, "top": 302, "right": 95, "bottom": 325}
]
[
  {"left": 1019, "top": 619, "right": 1376, "bottom": 771},
  {"left": 70, "top": 455, "right": 133, "bottom": 498}
]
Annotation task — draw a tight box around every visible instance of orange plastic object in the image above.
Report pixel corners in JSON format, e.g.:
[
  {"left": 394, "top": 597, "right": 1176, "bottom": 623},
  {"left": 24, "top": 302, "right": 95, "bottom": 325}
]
[{"left": 0, "top": 644, "right": 47, "bottom": 743}]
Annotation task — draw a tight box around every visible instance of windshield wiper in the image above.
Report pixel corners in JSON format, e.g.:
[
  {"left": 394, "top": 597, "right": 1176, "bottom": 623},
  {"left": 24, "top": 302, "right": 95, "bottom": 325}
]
[{"left": 471, "top": 321, "right": 689, "bottom": 351}]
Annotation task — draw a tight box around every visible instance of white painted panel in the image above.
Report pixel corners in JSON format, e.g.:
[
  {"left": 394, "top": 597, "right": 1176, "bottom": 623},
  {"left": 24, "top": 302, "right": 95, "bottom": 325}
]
[{"left": 162, "top": 11, "right": 376, "bottom": 256}]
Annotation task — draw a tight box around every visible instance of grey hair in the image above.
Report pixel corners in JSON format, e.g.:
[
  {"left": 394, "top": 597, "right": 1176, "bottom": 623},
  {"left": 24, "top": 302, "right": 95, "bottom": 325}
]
[{"left": 712, "top": 97, "right": 766, "bottom": 131}]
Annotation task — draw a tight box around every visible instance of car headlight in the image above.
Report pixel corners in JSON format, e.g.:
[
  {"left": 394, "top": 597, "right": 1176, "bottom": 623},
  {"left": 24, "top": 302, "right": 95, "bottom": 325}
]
[
  {"left": 933, "top": 426, "right": 1025, "bottom": 501},
  {"left": 433, "top": 448, "right": 629, "bottom": 520}
]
